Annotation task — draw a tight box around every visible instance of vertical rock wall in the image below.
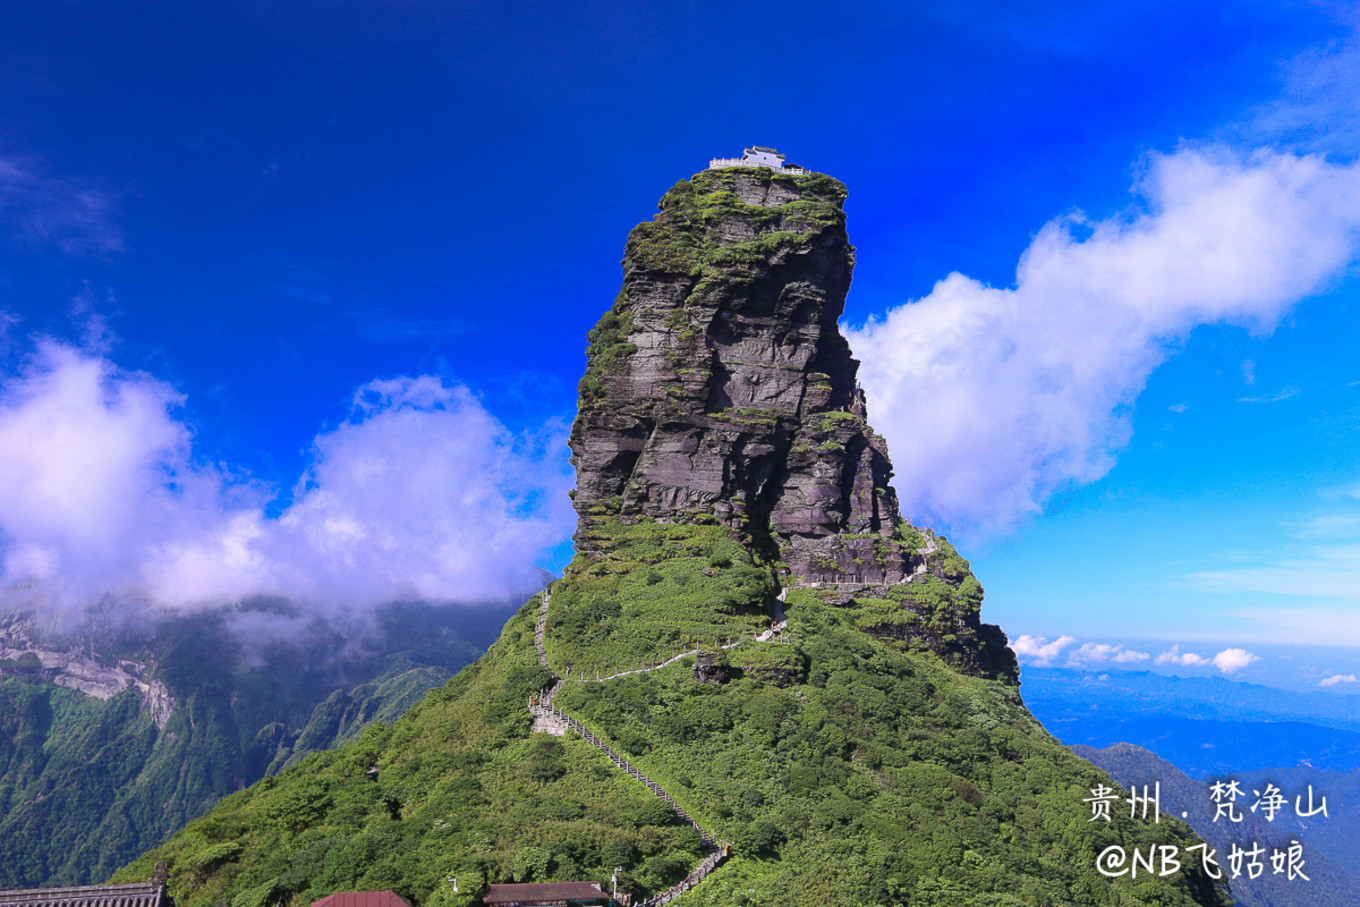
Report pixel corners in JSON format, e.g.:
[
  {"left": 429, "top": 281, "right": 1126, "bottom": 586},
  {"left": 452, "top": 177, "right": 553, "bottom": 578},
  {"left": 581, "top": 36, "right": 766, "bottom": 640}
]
[
  {"left": 569, "top": 165, "right": 1015, "bottom": 680},
  {"left": 570, "top": 167, "right": 914, "bottom": 583}
]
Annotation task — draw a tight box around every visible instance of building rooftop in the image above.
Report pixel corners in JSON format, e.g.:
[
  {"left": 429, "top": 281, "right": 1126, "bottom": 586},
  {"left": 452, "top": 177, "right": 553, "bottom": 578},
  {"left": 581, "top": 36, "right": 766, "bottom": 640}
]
[
  {"left": 482, "top": 881, "right": 611, "bottom": 905},
  {"left": 707, "top": 146, "right": 808, "bottom": 174},
  {"left": 0, "top": 883, "right": 171, "bottom": 907},
  {"left": 311, "top": 892, "right": 413, "bottom": 907}
]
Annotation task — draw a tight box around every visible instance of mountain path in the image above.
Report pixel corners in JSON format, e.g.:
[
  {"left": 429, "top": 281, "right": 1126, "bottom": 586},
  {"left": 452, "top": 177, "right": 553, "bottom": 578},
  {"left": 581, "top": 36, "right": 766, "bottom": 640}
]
[
  {"left": 580, "top": 587, "right": 790, "bottom": 684},
  {"left": 529, "top": 586, "right": 755, "bottom": 905}
]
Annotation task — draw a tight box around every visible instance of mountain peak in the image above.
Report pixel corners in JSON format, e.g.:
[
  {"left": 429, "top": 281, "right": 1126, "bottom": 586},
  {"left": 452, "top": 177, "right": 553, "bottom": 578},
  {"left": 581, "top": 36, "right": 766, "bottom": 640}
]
[
  {"left": 572, "top": 168, "right": 890, "bottom": 580},
  {"left": 569, "top": 167, "right": 1015, "bottom": 680}
]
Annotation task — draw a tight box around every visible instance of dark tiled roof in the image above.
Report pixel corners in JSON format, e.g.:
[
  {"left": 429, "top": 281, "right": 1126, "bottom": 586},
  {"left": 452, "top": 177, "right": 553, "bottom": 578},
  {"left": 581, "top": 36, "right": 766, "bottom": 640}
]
[
  {"left": 0, "top": 883, "right": 170, "bottom": 907},
  {"left": 483, "top": 882, "right": 608, "bottom": 904},
  {"left": 311, "top": 892, "right": 413, "bottom": 907}
]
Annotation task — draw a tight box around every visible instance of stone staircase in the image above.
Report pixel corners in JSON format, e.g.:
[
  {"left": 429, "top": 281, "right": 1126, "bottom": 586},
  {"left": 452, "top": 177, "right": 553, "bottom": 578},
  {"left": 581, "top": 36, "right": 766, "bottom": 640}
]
[
  {"left": 531, "top": 699, "right": 715, "bottom": 847},
  {"left": 640, "top": 849, "right": 727, "bottom": 907},
  {"left": 528, "top": 588, "right": 732, "bottom": 904},
  {"left": 529, "top": 677, "right": 567, "bottom": 735}
]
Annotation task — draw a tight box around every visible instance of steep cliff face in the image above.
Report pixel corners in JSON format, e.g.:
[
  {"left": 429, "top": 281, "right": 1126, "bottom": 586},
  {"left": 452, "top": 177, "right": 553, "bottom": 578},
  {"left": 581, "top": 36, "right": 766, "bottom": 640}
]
[
  {"left": 571, "top": 167, "right": 1012, "bottom": 680},
  {"left": 571, "top": 169, "right": 889, "bottom": 573},
  {"left": 0, "top": 613, "right": 174, "bottom": 726}
]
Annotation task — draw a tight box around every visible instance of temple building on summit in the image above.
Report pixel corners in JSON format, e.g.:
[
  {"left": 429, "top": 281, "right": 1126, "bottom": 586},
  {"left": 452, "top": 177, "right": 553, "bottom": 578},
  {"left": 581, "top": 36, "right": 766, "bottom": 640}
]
[{"left": 707, "top": 146, "right": 807, "bottom": 173}]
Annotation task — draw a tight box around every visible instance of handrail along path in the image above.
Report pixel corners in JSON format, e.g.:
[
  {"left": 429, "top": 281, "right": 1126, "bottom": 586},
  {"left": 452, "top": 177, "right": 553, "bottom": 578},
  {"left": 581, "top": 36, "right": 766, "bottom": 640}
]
[{"left": 528, "top": 586, "right": 757, "bottom": 905}]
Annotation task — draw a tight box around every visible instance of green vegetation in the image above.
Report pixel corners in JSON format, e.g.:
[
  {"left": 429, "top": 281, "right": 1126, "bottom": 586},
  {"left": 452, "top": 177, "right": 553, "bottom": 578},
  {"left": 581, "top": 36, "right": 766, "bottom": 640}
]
[
  {"left": 118, "top": 600, "right": 705, "bottom": 907},
  {"left": 553, "top": 588, "right": 1221, "bottom": 905},
  {"left": 848, "top": 577, "right": 982, "bottom": 655},
  {"left": 549, "top": 519, "right": 777, "bottom": 675},
  {"left": 123, "top": 538, "right": 1225, "bottom": 907},
  {"left": 708, "top": 407, "right": 781, "bottom": 430},
  {"left": 623, "top": 169, "right": 846, "bottom": 285},
  {"left": 0, "top": 679, "right": 158, "bottom": 886},
  {"left": 816, "top": 409, "right": 865, "bottom": 431},
  {"left": 0, "top": 652, "right": 41, "bottom": 671},
  {"left": 577, "top": 291, "right": 637, "bottom": 409},
  {"left": 0, "top": 604, "right": 496, "bottom": 888}
]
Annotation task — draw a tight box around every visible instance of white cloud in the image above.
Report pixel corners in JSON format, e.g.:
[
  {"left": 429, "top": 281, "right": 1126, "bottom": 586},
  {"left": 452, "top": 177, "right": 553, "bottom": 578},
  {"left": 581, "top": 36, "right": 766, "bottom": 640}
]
[
  {"left": 0, "top": 341, "right": 574, "bottom": 624},
  {"left": 1156, "top": 645, "right": 1211, "bottom": 668},
  {"left": 1010, "top": 633, "right": 1075, "bottom": 665},
  {"left": 1190, "top": 542, "right": 1360, "bottom": 601},
  {"left": 847, "top": 147, "right": 1360, "bottom": 537},
  {"left": 1320, "top": 673, "right": 1357, "bottom": 687},
  {"left": 1238, "top": 387, "right": 1300, "bottom": 403},
  {"left": 1154, "top": 644, "right": 1258, "bottom": 673},
  {"left": 1069, "top": 641, "right": 1150, "bottom": 665},
  {"left": 1211, "top": 647, "right": 1258, "bottom": 674},
  {"left": 1242, "top": 29, "right": 1360, "bottom": 156},
  {"left": 1215, "top": 605, "right": 1360, "bottom": 647},
  {"left": 1318, "top": 480, "right": 1360, "bottom": 501},
  {"left": 1285, "top": 513, "right": 1360, "bottom": 538},
  {"left": 1013, "top": 635, "right": 1153, "bottom": 668}
]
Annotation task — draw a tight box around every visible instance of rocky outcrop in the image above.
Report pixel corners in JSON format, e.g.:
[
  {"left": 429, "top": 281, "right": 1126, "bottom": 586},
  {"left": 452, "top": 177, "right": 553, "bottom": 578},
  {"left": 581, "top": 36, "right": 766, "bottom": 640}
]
[
  {"left": 692, "top": 651, "right": 730, "bottom": 684},
  {"left": 571, "top": 168, "right": 907, "bottom": 577},
  {"left": 569, "top": 165, "right": 1015, "bottom": 681},
  {"left": 0, "top": 613, "right": 175, "bottom": 727}
]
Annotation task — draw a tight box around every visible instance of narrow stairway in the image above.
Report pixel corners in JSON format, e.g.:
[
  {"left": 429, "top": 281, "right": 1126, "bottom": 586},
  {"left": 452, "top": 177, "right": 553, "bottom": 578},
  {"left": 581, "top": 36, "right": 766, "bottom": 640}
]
[{"left": 528, "top": 587, "right": 731, "bottom": 905}]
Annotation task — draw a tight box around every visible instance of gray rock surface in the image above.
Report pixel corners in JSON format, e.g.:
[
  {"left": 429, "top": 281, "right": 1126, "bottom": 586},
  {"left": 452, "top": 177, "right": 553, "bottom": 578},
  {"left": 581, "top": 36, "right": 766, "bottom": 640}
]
[
  {"left": 570, "top": 168, "right": 906, "bottom": 578},
  {"left": 570, "top": 166, "right": 1016, "bottom": 681},
  {"left": 0, "top": 612, "right": 174, "bottom": 727}
]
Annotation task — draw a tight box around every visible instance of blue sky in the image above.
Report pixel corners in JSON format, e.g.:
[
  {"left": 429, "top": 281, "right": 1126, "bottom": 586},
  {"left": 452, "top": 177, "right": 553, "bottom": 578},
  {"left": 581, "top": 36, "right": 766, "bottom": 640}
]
[{"left": 3, "top": 1, "right": 1360, "bottom": 688}]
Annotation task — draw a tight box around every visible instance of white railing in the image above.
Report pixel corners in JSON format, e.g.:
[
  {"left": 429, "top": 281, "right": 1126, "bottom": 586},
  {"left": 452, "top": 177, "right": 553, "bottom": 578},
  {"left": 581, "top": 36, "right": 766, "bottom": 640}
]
[
  {"left": 707, "top": 158, "right": 810, "bottom": 175},
  {"left": 573, "top": 620, "right": 790, "bottom": 684}
]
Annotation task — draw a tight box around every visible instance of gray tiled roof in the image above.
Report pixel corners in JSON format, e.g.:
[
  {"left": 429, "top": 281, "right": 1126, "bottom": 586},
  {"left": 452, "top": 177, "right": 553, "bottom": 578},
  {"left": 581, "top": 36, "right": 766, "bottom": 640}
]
[
  {"left": 483, "top": 882, "right": 609, "bottom": 904},
  {"left": 0, "top": 882, "right": 170, "bottom": 907}
]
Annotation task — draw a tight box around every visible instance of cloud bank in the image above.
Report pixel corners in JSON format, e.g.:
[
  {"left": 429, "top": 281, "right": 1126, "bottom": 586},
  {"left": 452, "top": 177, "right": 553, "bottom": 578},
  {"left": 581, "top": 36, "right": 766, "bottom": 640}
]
[
  {"left": 0, "top": 341, "right": 573, "bottom": 624},
  {"left": 847, "top": 147, "right": 1360, "bottom": 536},
  {"left": 1154, "top": 644, "right": 1258, "bottom": 674},
  {"left": 1011, "top": 634, "right": 1151, "bottom": 668},
  {"left": 1010, "top": 633, "right": 1076, "bottom": 664},
  {"left": 1012, "top": 633, "right": 1255, "bottom": 674}
]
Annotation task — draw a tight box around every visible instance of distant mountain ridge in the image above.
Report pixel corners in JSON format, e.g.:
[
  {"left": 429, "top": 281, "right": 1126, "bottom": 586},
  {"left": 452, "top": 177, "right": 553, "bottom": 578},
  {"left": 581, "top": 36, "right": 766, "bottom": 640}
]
[
  {"left": 0, "top": 612, "right": 174, "bottom": 724},
  {"left": 0, "top": 598, "right": 520, "bottom": 887},
  {"left": 1077, "top": 742, "right": 1360, "bottom": 907},
  {"left": 1024, "top": 667, "right": 1360, "bottom": 732},
  {"left": 1023, "top": 667, "right": 1360, "bottom": 775}
]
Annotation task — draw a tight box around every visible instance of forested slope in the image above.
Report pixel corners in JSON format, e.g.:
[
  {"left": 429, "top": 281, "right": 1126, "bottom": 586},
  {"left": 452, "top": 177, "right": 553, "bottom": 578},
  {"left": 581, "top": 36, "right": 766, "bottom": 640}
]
[
  {"left": 118, "top": 164, "right": 1227, "bottom": 906},
  {"left": 0, "top": 601, "right": 507, "bottom": 886}
]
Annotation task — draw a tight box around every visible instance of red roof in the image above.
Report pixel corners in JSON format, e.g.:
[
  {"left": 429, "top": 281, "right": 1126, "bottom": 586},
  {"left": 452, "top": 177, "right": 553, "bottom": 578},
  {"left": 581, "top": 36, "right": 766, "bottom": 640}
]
[
  {"left": 311, "top": 892, "right": 413, "bottom": 907},
  {"left": 483, "top": 882, "right": 608, "bottom": 904}
]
